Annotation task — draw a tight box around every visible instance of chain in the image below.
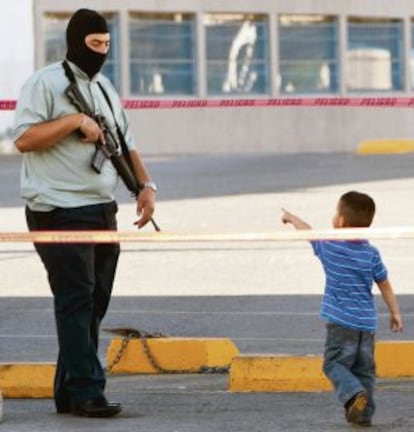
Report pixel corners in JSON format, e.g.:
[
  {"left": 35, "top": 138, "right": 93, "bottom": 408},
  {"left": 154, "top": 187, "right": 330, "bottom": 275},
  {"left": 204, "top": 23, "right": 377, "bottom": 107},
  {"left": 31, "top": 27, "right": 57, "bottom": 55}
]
[
  {"left": 105, "top": 333, "right": 133, "bottom": 372},
  {"left": 104, "top": 327, "right": 230, "bottom": 374}
]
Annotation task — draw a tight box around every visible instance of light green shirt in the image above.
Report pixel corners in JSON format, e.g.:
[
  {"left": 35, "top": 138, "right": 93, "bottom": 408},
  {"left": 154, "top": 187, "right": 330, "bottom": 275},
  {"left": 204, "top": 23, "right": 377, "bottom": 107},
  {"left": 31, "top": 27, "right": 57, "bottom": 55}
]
[{"left": 13, "top": 61, "right": 137, "bottom": 211}]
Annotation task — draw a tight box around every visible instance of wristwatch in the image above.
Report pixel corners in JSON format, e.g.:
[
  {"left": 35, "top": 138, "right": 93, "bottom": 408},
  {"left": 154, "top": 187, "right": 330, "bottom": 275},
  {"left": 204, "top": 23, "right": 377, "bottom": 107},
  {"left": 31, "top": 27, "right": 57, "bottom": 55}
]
[{"left": 142, "top": 180, "right": 158, "bottom": 192}]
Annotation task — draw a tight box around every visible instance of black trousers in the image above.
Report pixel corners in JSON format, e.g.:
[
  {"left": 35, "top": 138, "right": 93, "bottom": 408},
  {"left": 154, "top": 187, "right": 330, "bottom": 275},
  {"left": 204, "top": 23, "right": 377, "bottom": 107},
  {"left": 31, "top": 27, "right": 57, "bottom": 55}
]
[{"left": 26, "top": 202, "right": 120, "bottom": 409}]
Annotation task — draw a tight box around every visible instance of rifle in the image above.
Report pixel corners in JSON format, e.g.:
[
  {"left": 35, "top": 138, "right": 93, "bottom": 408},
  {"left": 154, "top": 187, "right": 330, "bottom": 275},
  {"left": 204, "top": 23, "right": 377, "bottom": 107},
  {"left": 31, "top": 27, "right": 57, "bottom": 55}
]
[{"left": 63, "top": 61, "right": 160, "bottom": 231}]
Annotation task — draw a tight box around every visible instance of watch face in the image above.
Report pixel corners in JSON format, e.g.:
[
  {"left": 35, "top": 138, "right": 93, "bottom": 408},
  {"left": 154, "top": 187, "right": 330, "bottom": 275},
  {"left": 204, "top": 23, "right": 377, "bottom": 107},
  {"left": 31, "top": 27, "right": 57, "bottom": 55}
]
[{"left": 143, "top": 181, "right": 157, "bottom": 192}]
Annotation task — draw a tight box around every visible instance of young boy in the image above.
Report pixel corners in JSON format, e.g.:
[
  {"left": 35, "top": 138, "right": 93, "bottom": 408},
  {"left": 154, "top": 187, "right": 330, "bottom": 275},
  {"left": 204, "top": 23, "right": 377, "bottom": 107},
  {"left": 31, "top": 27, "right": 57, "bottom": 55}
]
[{"left": 281, "top": 191, "right": 403, "bottom": 427}]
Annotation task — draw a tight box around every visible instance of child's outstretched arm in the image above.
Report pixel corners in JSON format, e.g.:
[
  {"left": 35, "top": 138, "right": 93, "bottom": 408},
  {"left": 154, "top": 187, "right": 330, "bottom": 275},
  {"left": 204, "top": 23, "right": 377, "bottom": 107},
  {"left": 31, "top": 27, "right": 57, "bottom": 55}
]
[
  {"left": 281, "top": 208, "right": 312, "bottom": 230},
  {"left": 377, "top": 279, "right": 404, "bottom": 332}
]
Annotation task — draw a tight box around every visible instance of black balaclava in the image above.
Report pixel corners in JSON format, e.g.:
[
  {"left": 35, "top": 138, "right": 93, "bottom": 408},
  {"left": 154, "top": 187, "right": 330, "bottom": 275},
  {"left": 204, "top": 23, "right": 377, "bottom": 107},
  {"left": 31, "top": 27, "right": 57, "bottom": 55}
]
[{"left": 66, "top": 8, "right": 109, "bottom": 79}]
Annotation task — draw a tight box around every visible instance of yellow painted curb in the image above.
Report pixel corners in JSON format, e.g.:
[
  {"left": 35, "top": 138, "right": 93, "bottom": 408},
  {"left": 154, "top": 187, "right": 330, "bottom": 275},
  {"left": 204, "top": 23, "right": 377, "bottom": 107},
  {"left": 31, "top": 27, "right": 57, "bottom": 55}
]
[
  {"left": 229, "top": 354, "right": 332, "bottom": 392},
  {"left": 229, "top": 342, "right": 414, "bottom": 392},
  {"left": 375, "top": 341, "right": 414, "bottom": 378},
  {"left": 357, "top": 139, "right": 414, "bottom": 154},
  {"left": 0, "top": 363, "right": 54, "bottom": 398},
  {"left": 2, "top": 341, "right": 413, "bottom": 398},
  {"left": 106, "top": 337, "right": 240, "bottom": 374}
]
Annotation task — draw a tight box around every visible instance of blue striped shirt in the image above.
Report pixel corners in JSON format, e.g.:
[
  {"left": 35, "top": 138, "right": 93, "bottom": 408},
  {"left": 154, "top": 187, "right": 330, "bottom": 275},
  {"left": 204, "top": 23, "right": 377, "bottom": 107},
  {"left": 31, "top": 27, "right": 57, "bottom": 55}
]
[{"left": 311, "top": 240, "right": 388, "bottom": 332}]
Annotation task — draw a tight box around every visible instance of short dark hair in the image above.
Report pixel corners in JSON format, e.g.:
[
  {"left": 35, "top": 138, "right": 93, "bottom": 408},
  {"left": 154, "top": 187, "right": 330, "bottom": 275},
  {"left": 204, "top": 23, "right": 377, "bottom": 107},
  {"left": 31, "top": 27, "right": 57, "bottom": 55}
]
[{"left": 338, "top": 191, "right": 376, "bottom": 227}]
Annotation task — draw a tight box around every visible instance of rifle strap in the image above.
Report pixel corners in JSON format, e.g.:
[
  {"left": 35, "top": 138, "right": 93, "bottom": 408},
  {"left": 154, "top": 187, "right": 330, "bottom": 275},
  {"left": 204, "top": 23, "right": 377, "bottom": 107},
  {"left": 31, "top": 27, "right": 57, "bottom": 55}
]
[
  {"left": 97, "top": 82, "right": 134, "bottom": 173},
  {"left": 62, "top": 60, "right": 76, "bottom": 84}
]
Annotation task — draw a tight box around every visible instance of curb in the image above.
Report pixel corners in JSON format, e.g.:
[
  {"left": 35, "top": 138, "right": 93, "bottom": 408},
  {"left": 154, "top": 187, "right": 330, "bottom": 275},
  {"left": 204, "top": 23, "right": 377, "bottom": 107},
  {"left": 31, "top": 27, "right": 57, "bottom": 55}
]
[
  {"left": 0, "top": 363, "right": 54, "bottom": 398},
  {"left": 229, "top": 342, "right": 414, "bottom": 392},
  {"left": 1, "top": 338, "right": 239, "bottom": 398},
  {"left": 229, "top": 354, "right": 332, "bottom": 392},
  {"left": 376, "top": 341, "right": 414, "bottom": 377},
  {"left": 2, "top": 341, "right": 414, "bottom": 398},
  {"left": 357, "top": 139, "right": 414, "bottom": 154},
  {"left": 106, "top": 337, "right": 240, "bottom": 374}
]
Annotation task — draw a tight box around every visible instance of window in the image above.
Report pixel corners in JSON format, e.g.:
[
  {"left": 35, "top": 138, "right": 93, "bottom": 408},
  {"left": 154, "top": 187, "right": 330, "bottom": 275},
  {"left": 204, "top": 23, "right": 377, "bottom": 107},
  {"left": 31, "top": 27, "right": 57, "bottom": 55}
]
[
  {"left": 278, "top": 15, "right": 338, "bottom": 94},
  {"left": 347, "top": 18, "right": 403, "bottom": 92},
  {"left": 409, "top": 19, "right": 414, "bottom": 89},
  {"left": 129, "top": 12, "right": 196, "bottom": 96},
  {"left": 43, "top": 12, "right": 120, "bottom": 90},
  {"left": 43, "top": 13, "right": 68, "bottom": 64},
  {"left": 205, "top": 13, "right": 269, "bottom": 96}
]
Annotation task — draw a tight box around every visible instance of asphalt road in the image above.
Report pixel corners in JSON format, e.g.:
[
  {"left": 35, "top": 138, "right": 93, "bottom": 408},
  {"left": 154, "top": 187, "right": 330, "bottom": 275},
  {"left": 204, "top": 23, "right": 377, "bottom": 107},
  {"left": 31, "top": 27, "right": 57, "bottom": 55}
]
[{"left": 2, "top": 151, "right": 414, "bottom": 205}]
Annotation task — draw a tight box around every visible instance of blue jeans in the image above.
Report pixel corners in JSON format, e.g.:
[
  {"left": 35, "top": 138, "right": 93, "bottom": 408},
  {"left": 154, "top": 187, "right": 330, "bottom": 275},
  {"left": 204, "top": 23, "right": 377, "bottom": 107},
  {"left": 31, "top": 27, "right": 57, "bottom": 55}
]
[{"left": 323, "top": 322, "right": 376, "bottom": 421}]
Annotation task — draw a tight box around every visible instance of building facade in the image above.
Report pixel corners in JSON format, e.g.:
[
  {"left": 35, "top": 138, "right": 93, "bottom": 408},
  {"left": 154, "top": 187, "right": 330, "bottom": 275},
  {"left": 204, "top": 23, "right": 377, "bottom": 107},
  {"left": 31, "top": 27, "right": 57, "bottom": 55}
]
[{"left": 34, "top": 0, "right": 414, "bottom": 154}]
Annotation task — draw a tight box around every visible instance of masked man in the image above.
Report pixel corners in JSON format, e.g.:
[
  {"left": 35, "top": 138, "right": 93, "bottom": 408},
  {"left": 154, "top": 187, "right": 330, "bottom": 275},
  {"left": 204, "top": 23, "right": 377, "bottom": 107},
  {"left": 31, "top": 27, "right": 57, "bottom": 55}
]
[{"left": 13, "top": 9, "right": 157, "bottom": 418}]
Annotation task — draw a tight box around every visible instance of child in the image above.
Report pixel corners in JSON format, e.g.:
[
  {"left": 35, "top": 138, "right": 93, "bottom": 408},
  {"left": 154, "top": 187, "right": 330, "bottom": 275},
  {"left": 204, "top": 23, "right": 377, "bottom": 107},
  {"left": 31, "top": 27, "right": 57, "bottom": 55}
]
[{"left": 281, "top": 191, "right": 403, "bottom": 427}]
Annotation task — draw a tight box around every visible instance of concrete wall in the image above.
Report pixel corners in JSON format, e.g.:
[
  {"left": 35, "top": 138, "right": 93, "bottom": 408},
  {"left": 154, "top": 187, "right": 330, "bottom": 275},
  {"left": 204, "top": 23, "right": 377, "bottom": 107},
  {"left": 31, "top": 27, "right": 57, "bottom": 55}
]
[
  {"left": 34, "top": 0, "right": 414, "bottom": 155},
  {"left": 130, "top": 106, "right": 414, "bottom": 155}
]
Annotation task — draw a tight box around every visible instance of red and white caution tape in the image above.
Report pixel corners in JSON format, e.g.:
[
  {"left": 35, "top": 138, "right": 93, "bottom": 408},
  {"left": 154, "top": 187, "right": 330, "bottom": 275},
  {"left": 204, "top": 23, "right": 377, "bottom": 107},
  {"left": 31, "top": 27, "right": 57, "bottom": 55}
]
[
  {"left": 2, "top": 97, "right": 414, "bottom": 111},
  {"left": 0, "top": 100, "right": 17, "bottom": 110},
  {"left": 0, "top": 227, "right": 414, "bottom": 243}
]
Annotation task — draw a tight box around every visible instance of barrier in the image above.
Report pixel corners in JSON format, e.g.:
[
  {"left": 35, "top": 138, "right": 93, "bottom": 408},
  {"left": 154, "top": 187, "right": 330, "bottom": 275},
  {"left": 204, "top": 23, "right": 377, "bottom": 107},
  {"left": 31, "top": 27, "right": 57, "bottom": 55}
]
[
  {"left": 0, "top": 363, "right": 54, "bottom": 398},
  {"left": 106, "top": 337, "right": 239, "bottom": 374},
  {"left": 229, "top": 354, "right": 332, "bottom": 392},
  {"left": 1, "top": 226, "right": 414, "bottom": 244},
  {"left": 229, "top": 342, "right": 414, "bottom": 392},
  {"left": 3, "top": 96, "right": 414, "bottom": 111},
  {"left": 376, "top": 341, "right": 414, "bottom": 378},
  {"left": 357, "top": 139, "right": 414, "bottom": 154},
  {"left": 3, "top": 342, "right": 414, "bottom": 397},
  {"left": 0, "top": 338, "right": 239, "bottom": 398}
]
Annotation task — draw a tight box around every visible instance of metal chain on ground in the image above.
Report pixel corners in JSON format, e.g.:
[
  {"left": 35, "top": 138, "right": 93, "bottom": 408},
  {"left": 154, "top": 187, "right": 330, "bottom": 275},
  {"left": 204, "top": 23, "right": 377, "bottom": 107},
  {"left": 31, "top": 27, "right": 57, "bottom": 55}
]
[
  {"left": 105, "top": 333, "right": 133, "bottom": 373},
  {"left": 104, "top": 327, "right": 164, "bottom": 373},
  {"left": 104, "top": 327, "right": 230, "bottom": 374}
]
